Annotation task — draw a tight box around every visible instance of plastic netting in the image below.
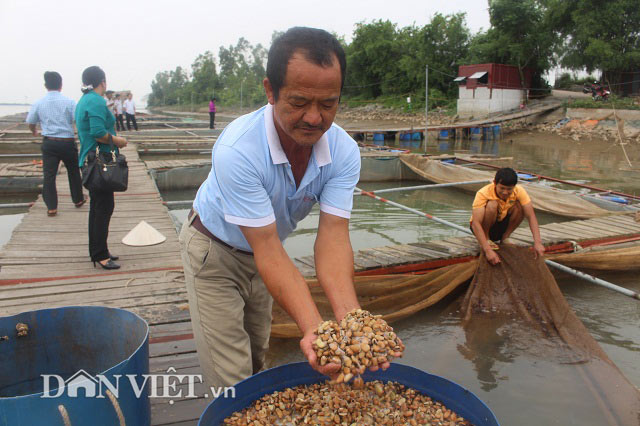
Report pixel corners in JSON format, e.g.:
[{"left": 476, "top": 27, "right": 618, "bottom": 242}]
[
  {"left": 461, "top": 245, "right": 640, "bottom": 425},
  {"left": 400, "top": 154, "right": 612, "bottom": 219}
]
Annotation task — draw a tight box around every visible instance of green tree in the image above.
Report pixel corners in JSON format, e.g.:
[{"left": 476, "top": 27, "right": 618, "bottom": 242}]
[
  {"left": 465, "top": 0, "right": 557, "bottom": 90},
  {"left": 148, "top": 71, "right": 170, "bottom": 106},
  {"left": 401, "top": 13, "right": 471, "bottom": 103},
  {"left": 345, "top": 20, "right": 404, "bottom": 99},
  {"left": 548, "top": 0, "right": 640, "bottom": 90},
  {"left": 190, "top": 51, "right": 219, "bottom": 103},
  {"left": 344, "top": 14, "right": 471, "bottom": 107}
]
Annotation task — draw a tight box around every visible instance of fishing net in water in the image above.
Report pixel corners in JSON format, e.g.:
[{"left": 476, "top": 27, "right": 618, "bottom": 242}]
[
  {"left": 461, "top": 245, "right": 640, "bottom": 425},
  {"left": 271, "top": 261, "right": 478, "bottom": 338},
  {"left": 400, "top": 154, "right": 612, "bottom": 219}
]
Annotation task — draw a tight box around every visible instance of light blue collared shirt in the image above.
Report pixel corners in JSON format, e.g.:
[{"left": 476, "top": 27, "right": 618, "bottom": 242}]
[
  {"left": 25, "top": 91, "right": 76, "bottom": 138},
  {"left": 193, "top": 104, "right": 361, "bottom": 252}
]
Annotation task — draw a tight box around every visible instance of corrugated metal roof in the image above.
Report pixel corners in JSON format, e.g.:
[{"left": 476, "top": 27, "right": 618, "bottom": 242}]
[
  {"left": 453, "top": 76, "right": 466, "bottom": 82},
  {"left": 469, "top": 71, "right": 487, "bottom": 79}
]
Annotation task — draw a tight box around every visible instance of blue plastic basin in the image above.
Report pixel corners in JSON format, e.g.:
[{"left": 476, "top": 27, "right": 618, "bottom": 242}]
[
  {"left": 0, "top": 306, "right": 150, "bottom": 426},
  {"left": 199, "top": 362, "right": 499, "bottom": 425}
]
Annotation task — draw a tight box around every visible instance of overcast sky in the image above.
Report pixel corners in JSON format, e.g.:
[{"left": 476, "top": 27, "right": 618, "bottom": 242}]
[{"left": 1, "top": 0, "right": 490, "bottom": 105}]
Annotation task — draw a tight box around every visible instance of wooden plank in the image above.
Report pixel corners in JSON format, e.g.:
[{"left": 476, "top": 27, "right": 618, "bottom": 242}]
[
  {"left": 369, "top": 246, "right": 415, "bottom": 264},
  {"left": 292, "top": 259, "right": 316, "bottom": 277},
  {"left": 418, "top": 241, "right": 468, "bottom": 256},
  {"left": 603, "top": 215, "right": 640, "bottom": 231},
  {"left": 357, "top": 248, "right": 399, "bottom": 265},
  {"left": 559, "top": 222, "right": 612, "bottom": 239},
  {"left": 0, "top": 281, "right": 186, "bottom": 308},
  {"left": 352, "top": 252, "right": 385, "bottom": 269},
  {"left": 294, "top": 255, "right": 315, "bottom": 269},
  {"left": 542, "top": 223, "right": 589, "bottom": 240},
  {"left": 151, "top": 397, "right": 209, "bottom": 426},
  {"left": 399, "top": 243, "right": 447, "bottom": 259},
  {"left": 572, "top": 219, "right": 630, "bottom": 235}
]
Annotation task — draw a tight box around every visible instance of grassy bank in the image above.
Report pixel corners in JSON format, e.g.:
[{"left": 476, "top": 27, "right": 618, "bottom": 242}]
[{"left": 565, "top": 96, "right": 640, "bottom": 110}]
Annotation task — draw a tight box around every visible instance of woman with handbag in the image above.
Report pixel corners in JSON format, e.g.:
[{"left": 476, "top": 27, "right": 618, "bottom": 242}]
[{"left": 76, "top": 66, "right": 128, "bottom": 270}]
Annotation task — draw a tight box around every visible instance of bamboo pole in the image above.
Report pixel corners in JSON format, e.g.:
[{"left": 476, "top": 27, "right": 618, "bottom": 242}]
[
  {"left": 164, "top": 180, "right": 492, "bottom": 208},
  {"left": 356, "top": 187, "right": 640, "bottom": 301},
  {"left": 0, "top": 202, "right": 33, "bottom": 209},
  {"left": 353, "top": 180, "right": 489, "bottom": 196}
]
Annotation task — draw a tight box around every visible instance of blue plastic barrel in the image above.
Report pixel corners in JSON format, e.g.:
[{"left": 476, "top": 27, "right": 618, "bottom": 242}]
[
  {"left": 439, "top": 130, "right": 450, "bottom": 140},
  {"left": 199, "top": 362, "right": 499, "bottom": 426},
  {"left": 470, "top": 127, "right": 482, "bottom": 140},
  {"left": 492, "top": 125, "right": 501, "bottom": 137},
  {"left": 412, "top": 131, "right": 422, "bottom": 141},
  {"left": 0, "top": 306, "right": 150, "bottom": 426},
  {"left": 372, "top": 133, "right": 385, "bottom": 146},
  {"left": 483, "top": 127, "right": 494, "bottom": 140}
]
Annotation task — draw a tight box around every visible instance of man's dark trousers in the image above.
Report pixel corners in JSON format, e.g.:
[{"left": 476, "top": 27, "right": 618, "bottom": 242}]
[
  {"left": 41, "top": 137, "right": 84, "bottom": 211},
  {"left": 116, "top": 114, "right": 125, "bottom": 131},
  {"left": 125, "top": 113, "right": 138, "bottom": 131}
]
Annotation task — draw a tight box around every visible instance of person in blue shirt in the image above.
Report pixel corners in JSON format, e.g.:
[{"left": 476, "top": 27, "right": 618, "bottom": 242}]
[
  {"left": 26, "top": 71, "right": 85, "bottom": 216},
  {"left": 179, "top": 27, "right": 398, "bottom": 388}
]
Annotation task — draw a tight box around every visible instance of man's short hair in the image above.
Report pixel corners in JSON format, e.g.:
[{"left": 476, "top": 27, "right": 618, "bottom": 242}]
[
  {"left": 105, "top": 90, "right": 114, "bottom": 95},
  {"left": 44, "top": 71, "right": 62, "bottom": 91},
  {"left": 266, "top": 27, "right": 346, "bottom": 100},
  {"left": 495, "top": 168, "right": 518, "bottom": 186}
]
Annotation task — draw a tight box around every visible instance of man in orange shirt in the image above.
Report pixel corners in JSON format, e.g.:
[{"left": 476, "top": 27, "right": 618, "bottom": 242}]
[{"left": 470, "top": 168, "right": 545, "bottom": 265}]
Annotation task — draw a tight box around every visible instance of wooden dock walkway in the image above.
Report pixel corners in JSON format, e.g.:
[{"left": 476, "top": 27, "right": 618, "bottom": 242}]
[
  {"left": 341, "top": 100, "right": 562, "bottom": 134},
  {"left": 0, "top": 142, "right": 202, "bottom": 424},
  {"left": 1, "top": 130, "right": 639, "bottom": 424}
]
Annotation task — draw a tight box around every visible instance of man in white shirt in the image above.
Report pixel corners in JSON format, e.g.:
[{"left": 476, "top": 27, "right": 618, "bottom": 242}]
[
  {"left": 114, "top": 93, "right": 125, "bottom": 132},
  {"left": 123, "top": 93, "right": 138, "bottom": 131}
]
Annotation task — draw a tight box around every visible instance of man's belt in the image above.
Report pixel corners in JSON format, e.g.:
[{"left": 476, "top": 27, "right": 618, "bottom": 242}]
[
  {"left": 43, "top": 136, "right": 74, "bottom": 142},
  {"left": 188, "top": 209, "right": 253, "bottom": 256}
]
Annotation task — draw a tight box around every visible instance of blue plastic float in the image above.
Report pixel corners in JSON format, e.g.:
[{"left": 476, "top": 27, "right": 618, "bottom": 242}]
[
  {"left": 517, "top": 173, "right": 537, "bottom": 181},
  {"left": 198, "top": 362, "right": 499, "bottom": 426},
  {"left": 0, "top": 306, "right": 150, "bottom": 426},
  {"left": 600, "top": 195, "right": 630, "bottom": 204}
]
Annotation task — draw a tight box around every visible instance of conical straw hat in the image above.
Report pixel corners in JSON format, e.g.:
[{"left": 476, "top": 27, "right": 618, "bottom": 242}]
[{"left": 122, "top": 220, "right": 166, "bottom": 246}]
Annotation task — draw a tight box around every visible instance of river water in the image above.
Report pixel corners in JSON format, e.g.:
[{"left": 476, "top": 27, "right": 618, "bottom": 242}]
[{"left": 1, "top": 130, "right": 638, "bottom": 424}]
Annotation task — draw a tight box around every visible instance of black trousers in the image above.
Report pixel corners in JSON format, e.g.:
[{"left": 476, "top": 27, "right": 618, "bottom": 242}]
[
  {"left": 89, "top": 187, "right": 115, "bottom": 262},
  {"left": 125, "top": 113, "right": 138, "bottom": 131},
  {"left": 209, "top": 112, "right": 215, "bottom": 129},
  {"left": 41, "top": 137, "right": 84, "bottom": 211},
  {"left": 115, "top": 114, "right": 125, "bottom": 131}
]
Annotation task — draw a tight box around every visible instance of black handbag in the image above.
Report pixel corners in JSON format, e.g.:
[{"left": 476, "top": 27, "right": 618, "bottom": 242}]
[{"left": 81, "top": 134, "right": 128, "bottom": 192}]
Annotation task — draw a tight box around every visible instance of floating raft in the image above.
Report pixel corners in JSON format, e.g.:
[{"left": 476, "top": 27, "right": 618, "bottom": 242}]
[
  {"left": 2, "top": 125, "right": 640, "bottom": 424},
  {"left": 291, "top": 214, "right": 640, "bottom": 277}
]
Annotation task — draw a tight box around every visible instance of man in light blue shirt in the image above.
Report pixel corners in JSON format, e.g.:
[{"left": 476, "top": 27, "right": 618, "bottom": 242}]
[
  {"left": 26, "top": 71, "right": 85, "bottom": 216},
  {"left": 179, "top": 27, "right": 395, "bottom": 388}
]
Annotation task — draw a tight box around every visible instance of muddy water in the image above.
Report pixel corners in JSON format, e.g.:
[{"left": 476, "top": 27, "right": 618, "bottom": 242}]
[
  {"left": 2, "top": 130, "right": 639, "bottom": 424},
  {"left": 427, "top": 130, "right": 640, "bottom": 194}
]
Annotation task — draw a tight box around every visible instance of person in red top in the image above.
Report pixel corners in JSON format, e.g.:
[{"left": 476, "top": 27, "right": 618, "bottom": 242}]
[
  {"left": 470, "top": 167, "right": 545, "bottom": 265},
  {"left": 208, "top": 97, "right": 216, "bottom": 129}
]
